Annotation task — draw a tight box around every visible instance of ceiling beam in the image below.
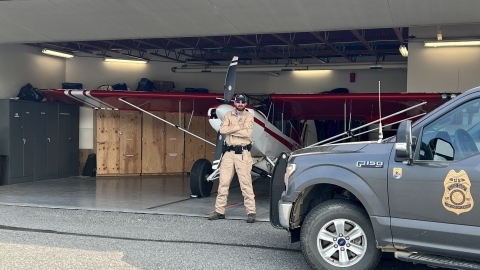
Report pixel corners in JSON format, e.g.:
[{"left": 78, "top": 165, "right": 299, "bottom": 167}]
[
  {"left": 201, "top": 37, "right": 271, "bottom": 64},
  {"left": 134, "top": 39, "right": 218, "bottom": 64},
  {"left": 271, "top": 33, "right": 326, "bottom": 63},
  {"left": 149, "top": 52, "right": 184, "bottom": 63},
  {"left": 72, "top": 41, "right": 122, "bottom": 54},
  {"left": 310, "top": 32, "right": 354, "bottom": 62},
  {"left": 102, "top": 40, "right": 151, "bottom": 61},
  {"left": 350, "top": 30, "right": 379, "bottom": 58},
  {"left": 73, "top": 41, "right": 150, "bottom": 60},
  {"left": 27, "top": 43, "right": 75, "bottom": 54},
  {"left": 102, "top": 40, "right": 147, "bottom": 52},
  {"left": 44, "top": 43, "right": 94, "bottom": 54},
  {"left": 393, "top": 28, "right": 404, "bottom": 43},
  {"left": 165, "top": 38, "right": 232, "bottom": 61},
  {"left": 26, "top": 42, "right": 93, "bottom": 54},
  {"left": 233, "top": 35, "right": 299, "bottom": 64}
]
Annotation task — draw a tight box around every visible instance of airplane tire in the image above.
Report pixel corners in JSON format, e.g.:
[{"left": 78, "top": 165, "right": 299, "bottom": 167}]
[{"left": 190, "top": 159, "right": 214, "bottom": 198}]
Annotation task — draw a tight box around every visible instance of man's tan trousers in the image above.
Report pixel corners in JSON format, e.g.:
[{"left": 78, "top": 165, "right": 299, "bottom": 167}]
[{"left": 215, "top": 150, "right": 256, "bottom": 215}]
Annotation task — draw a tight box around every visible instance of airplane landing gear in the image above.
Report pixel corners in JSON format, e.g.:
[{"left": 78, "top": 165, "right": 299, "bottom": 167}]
[{"left": 190, "top": 159, "right": 214, "bottom": 198}]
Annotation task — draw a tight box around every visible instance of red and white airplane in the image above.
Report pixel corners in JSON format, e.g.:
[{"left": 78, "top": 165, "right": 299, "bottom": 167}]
[{"left": 42, "top": 56, "right": 457, "bottom": 198}]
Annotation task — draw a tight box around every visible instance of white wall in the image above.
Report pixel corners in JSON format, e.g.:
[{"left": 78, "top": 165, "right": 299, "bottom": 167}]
[
  {"left": 66, "top": 57, "right": 407, "bottom": 94},
  {"left": 408, "top": 25, "right": 480, "bottom": 93},
  {"left": 66, "top": 56, "right": 407, "bottom": 148},
  {"left": 267, "top": 69, "right": 406, "bottom": 94},
  {"left": 0, "top": 44, "right": 65, "bottom": 98},
  {"left": 65, "top": 57, "right": 270, "bottom": 94},
  {"left": 79, "top": 107, "right": 94, "bottom": 149}
]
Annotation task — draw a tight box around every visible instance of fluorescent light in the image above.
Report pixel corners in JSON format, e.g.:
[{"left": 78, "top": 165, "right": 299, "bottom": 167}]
[
  {"left": 170, "top": 62, "right": 408, "bottom": 73},
  {"left": 42, "top": 49, "right": 74, "bottom": 58},
  {"left": 424, "top": 40, "right": 480, "bottom": 47},
  {"left": 399, "top": 44, "right": 408, "bottom": 57},
  {"left": 104, "top": 58, "right": 147, "bottom": 64},
  {"left": 437, "top": 26, "right": 442, "bottom": 41}
]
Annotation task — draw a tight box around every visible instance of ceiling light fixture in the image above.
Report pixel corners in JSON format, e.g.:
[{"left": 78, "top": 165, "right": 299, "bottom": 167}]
[
  {"left": 399, "top": 44, "right": 408, "bottom": 57},
  {"left": 42, "top": 49, "right": 74, "bottom": 58},
  {"left": 424, "top": 40, "right": 480, "bottom": 47},
  {"left": 437, "top": 26, "right": 442, "bottom": 41},
  {"left": 104, "top": 58, "right": 147, "bottom": 64},
  {"left": 170, "top": 62, "right": 407, "bottom": 73}
]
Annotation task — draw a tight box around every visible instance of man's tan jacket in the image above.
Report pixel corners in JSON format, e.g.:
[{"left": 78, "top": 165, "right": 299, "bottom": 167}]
[{"left": 219, "top": 109, "right": 254, "bottom": 146}]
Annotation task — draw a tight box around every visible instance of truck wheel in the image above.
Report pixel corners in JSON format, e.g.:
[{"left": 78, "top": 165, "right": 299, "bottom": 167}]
[
  {"left": 190, "top": 159, "right": 214, "bottom": 198},
  {"left": 300, "top": 199, "right": 381, "bottom": 270}
]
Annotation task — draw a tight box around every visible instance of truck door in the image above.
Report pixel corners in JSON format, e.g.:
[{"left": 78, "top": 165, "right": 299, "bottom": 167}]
[{"left": 388, "top": 97, "right": 480, "bottom": 260}]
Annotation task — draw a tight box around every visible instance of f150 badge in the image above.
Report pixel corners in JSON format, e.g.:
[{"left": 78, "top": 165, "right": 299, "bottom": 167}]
[
  {"left": 443, "top": 170, "right": 474, "bottom": 215},
  {"left": 356, "top": 161, "right": 383, "bottom": 168}
]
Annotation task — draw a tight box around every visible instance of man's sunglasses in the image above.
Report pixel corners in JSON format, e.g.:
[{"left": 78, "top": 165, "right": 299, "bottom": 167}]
[{"left": 235, "top": 100, "right": 246, "bottom": 104}]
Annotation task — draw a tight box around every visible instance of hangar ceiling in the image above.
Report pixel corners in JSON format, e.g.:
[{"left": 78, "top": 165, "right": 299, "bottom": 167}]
[
  {"left": 30, "top": 28, "right": 408, "bottom": 66},
  {"left": 1, "top": 0, "right": 480, "bottom": 66}
]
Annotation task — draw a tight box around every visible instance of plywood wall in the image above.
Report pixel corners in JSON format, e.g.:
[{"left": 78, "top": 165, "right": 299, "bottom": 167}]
[
  {"left": 205, "top": 124, "right": 217, "bottom": 163},
  {"left": 96, "top": 111, "right": 215, "bottom": 175},
  {"left": 119, "top": 111, "right": 142, "bottom": 174},
  {"left": 184, "top": 114, "right": 206, "bottom": 172},
  {"left": 141, "top": 112, "right": 167, "bottom": 174},
  {"left": 165, "top": 113, "right": 184, "bottom": 173},
  {"left": 96, "top": 110, "right": 120, "bottom": 175}
]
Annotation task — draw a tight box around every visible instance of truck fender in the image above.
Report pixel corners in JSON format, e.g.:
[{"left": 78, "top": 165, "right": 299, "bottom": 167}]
[{"left": 291, "top": 165, "right": 388, "bottom": 217}]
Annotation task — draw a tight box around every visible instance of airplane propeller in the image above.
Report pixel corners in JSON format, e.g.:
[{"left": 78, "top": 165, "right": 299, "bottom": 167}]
[
  {"left": 212, "top": 56, "right": 238, "bottom": 170},
  {"left": 190, "top": 56, "right": 238, "bottom": 198},
  {"left": 223, "top": 56, "right": 238, "bottom": 104}
]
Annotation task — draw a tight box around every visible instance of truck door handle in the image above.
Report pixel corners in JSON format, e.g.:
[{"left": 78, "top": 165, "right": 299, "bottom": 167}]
[
  {"left": 23, "top": 139, "right": 26, "bottom": 144},
  {"left": 47, "top": 138, "right": 50, "bottom": 142}
]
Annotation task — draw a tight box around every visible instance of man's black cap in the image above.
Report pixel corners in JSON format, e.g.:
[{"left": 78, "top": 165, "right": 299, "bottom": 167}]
[{"left": 235, "top": 94, "right": 246, "bottom": 103}]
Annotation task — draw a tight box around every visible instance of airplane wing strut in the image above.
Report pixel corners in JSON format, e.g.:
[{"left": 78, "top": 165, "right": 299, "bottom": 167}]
[
  {"left": 328, "top": 112, "right": 426, "bottom": 145},
  {"left": 118, "top": 97, "right": 215, "bottom": 146},
  {"left": 306, "top": 101, "right": 427, "bottom": 148}
]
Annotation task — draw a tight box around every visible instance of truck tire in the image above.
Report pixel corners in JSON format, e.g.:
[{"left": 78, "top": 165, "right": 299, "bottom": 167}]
[
  {"left": 190, "top": 159, "right": 214, "bottom": 198},
  {"left": 300, "top": 199, "right": 381, "bottom": 270}
]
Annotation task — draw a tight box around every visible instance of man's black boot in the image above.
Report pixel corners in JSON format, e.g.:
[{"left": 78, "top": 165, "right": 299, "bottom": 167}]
[
  {"left": 208, "top": 211, "right": 225, "bottom": 220},
  {"left": 247, "top": 213, "right": 256, "bottom": 223}
]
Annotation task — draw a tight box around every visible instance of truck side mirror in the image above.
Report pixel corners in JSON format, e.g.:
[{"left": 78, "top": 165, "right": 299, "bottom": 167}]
[{"left": 395, "top": 120, "right": 413, "bottom": 164}]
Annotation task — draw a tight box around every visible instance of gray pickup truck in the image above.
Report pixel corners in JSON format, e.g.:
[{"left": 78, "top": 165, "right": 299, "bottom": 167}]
[{"left": 270, "top": 87, "right": 480, "bottom": 270}]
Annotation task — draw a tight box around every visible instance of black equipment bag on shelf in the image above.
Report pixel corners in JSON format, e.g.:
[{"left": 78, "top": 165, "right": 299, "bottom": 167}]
[
  {"left": 136, "top": 78, "right": 156, "bottom": 91},
  {"left": 62, "top": 82, "right": 83, "bottom": 89},
  {"left": 196, "top": 88, "right": 209, "bottom": 93},
  {"left": 82, "top": 153, "right": 97, "bottom": 177},
  {"left": 322, "top": 88, "right": 349, "bottom": 94},
  {"left": 17, "top": 83, "right": 44, "bottom": 102},
  {"left": 112, "top": 83, "right": 128, "bottom": 91}
]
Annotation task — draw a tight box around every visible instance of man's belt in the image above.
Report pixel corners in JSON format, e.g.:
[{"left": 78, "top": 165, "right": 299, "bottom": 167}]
[{"left": 222, "top": 144, "right": 252, "bottom": 154}]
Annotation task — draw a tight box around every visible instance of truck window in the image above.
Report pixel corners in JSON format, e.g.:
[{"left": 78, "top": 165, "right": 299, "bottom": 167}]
[{"left": 419, "top": 98, "right": 480, "bottom": 161}]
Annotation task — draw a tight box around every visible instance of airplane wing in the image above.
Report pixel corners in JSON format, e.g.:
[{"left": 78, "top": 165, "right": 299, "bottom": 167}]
[
  {"left": 42, "top": 89, "right": 223, "bottom": 116},
  {"left": 270, "top": 93, "right": 458, "bottom": 124}
]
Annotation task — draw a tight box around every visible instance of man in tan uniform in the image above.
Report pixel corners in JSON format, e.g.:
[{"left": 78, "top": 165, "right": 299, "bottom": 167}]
[{"left": 208, "top": 94, "right": 256, "bottom": 223}]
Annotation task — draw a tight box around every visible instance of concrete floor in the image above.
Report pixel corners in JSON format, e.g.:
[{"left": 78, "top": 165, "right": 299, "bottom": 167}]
[{"left": 0, "top": 175, "right": 271, "bottom": 221}]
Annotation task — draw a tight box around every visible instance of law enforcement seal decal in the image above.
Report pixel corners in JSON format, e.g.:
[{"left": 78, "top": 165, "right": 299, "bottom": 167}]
[
  {"left": 442, "top": 170, "right": 474, "bottom": 215},
  {"left": 393, "top": 168, "right": 402, "bottom": 179}
]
